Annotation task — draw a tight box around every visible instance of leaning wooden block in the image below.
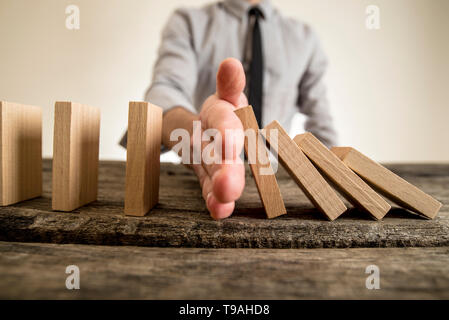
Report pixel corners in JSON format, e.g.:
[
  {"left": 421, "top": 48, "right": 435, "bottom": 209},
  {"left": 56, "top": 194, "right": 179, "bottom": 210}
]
[
  {"left": 124, "top": 102, "right": 162, "bottom": 216},
  {"left": 293, "top": 133, "right": 391, "bottom": 220},
  {"left": 262, "top": 121, "right": 346, "bottom": 220},
  {"left": 234, "top": 106, "right": 286, "bottom": 219},
  {"left": 332, "top": 147, "right": 442, "bottom": 219},
  {"left": 0, "top": 101, "right": 42, "bottom": 206},
  {"left": 52, "top": 102, "right": 101, "bottom": 211}
]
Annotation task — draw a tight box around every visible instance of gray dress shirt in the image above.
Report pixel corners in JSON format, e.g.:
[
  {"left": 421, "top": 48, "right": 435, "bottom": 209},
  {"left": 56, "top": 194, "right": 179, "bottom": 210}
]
[{"left": 121, "top": 0, "right": 337, "bottom": 148}]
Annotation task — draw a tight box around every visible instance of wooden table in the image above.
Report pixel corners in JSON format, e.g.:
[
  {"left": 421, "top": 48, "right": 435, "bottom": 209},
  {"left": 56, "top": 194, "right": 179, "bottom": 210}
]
[{"left": 0, "top": 160, "right": 448, "bottom": 299}]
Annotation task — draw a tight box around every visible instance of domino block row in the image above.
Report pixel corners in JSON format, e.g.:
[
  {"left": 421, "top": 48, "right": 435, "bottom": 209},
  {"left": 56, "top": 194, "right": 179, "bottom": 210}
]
[
  {"left": 0, "top": 100, "right": 442, "bottom": 221},
  {"left": 0, "top": 100, "right": 162, "bottom": 217},
  {"left": 234, "top": 105, "right": 442, "bottom": 220}
]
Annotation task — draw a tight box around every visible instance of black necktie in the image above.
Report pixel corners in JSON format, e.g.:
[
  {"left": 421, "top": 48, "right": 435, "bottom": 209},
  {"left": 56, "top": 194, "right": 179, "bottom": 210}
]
[{"left": 248, "top": 7, "right": 264, "bottom": 128}]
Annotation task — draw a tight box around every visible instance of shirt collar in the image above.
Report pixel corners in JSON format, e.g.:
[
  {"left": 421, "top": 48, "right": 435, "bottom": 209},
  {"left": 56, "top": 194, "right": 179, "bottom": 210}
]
[{"left": 222, "top": 0, "right": 274, "bottom": 20}]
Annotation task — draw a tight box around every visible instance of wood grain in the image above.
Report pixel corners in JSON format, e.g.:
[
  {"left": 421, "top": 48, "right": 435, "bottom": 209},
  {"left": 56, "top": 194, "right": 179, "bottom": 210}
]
[
  {"left": 52, "top": 102, "right": 100, "bottom": 211},
  {"left": 0, "top": 241, "right": 448, "bottom": 299},
  {"left": 294, "top": 133, "right": 391, "bottom": 220},
  {"left": 0, "top": 160, "right": 448, "bottom": 248},
  {"left": 332, "top": 147, "right": 442, "bottom": 219},
  {"left": 124, "top": 102, "right": 162, "bottom": 216},
  {"left": 0, "top": 101, "right": 42, "bottom": 206},
  {"left": 234, "top": 106, "right": 286, "bottom": 219},
  {"left": 262, "top": 121, "right": 346, "bottom": 220}
]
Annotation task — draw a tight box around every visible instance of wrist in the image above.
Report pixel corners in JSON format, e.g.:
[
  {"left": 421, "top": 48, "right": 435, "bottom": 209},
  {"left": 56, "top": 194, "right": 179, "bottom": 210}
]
[{"left": 162, "top": 106, "right": 199, "bottom": 149}]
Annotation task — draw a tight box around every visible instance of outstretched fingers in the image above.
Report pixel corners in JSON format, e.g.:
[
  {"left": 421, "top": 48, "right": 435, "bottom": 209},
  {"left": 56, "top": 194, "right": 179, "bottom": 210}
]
[
  {"left": 199, "top": 99, "right": 245, "bottom": 203},
  {"left": 191, "top": 57, "right": 249, "bottom": 219},
  {"left": 192, "top": 164, "right": 235, "bottom": 220},
  {"left": 216, "top": 57, "right": 248, "bottom": 107}
]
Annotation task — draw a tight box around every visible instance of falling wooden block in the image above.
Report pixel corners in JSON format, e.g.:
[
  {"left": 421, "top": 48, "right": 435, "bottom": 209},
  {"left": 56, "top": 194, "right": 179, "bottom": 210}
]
[
  {"left": 293, "top": 133, "right": 391, "bottom": 220},
  {"left": 124, "top": 102, "right": 162, "bottom": 216},
  {"left": 234, "top": 106, "right": 286, "bottom": 219},
  {"left": 332, "top": 147, "right": 442, "bottom": 219},
  {"left": 52, "top": 102, "right": 101, "bottom": 211},
  {"left": 262, "top": 121, "right": 347, "bottom": 220},
  {"left": 0, "top": 101, "right": 42, "bottom": 206}
]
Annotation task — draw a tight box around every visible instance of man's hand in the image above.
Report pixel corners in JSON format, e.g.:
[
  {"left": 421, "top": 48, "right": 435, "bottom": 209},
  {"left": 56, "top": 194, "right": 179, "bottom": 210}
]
[
  {"left": 192, "top": 58, "right": 247, "bottom": 219},
  {"left": 161, "top": 58, "right": 247, "bottom": 220}
]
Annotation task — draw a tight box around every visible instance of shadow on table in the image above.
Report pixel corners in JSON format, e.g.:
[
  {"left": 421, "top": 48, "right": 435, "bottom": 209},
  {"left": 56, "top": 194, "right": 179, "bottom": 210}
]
[
  {"left": 12, "top": 196, "right": 427, "bottom": 222},
  {"left": 233, "top": 206, "right": 425, "bottom": 221}
]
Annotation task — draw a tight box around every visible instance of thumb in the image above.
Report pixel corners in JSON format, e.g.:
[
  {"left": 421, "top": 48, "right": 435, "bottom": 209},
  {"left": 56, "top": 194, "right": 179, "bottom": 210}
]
[{"left": 216, "top": 58, "right": 247, "bottom": 107}]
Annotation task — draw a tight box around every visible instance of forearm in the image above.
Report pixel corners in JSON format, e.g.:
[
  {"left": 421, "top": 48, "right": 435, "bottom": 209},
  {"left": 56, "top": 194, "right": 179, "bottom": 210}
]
[
  {"left": 162, "top": 106, "right": 199, "bottom": 150},
  {"left": 142, "top": 9, "right": 199, "bottom": 151}
]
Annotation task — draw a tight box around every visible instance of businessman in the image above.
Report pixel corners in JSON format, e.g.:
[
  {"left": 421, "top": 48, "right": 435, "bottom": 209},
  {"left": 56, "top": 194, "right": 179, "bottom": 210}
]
[{"left": 122, "top": 0, "right": 337, "bottom": 220}]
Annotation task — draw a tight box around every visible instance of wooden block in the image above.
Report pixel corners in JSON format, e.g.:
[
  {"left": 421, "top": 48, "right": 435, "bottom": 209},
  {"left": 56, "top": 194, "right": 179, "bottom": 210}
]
[
  {"left": 234, "top": 106, "right": 286, "bottom": 219},
  {"left": 0, "top": 101, "right": 42, "bottom": 206},
  {"left": 293, "top": 133, "right": 391, "bottom": 220},
  {"left": 124, "top": 102, "right": 162, "bottom": 216},
  {"left": 332, "top": 147, "right": 442, "bottom": 219},
  {"left": 52, "top": 102, "right": 101, "bottom": 211},
  {"left": 262, "top": 121, "right": 347, "bottom": 220}
]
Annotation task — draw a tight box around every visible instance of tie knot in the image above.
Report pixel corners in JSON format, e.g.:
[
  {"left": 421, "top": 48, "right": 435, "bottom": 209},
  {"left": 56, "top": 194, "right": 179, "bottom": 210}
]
[{"left": 248, "top": 6, "right": 264, "bottom": 19}]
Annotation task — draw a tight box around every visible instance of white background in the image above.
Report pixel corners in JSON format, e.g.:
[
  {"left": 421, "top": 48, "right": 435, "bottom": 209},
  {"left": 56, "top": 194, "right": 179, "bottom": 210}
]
[{"left": 1, "top": 0, "right": 448, "bottom": 162}]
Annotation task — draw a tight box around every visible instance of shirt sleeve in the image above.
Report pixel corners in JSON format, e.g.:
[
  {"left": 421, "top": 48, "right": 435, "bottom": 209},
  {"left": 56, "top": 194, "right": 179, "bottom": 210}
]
[
  {"left": 297, "top": 28, "right": 338, "bottom": 148},
  {"left": 144, "top": 9, "right": 198, "bottom": 115},
  {"left": 120, "top": 9, "right": 198, "bottom": 148}
]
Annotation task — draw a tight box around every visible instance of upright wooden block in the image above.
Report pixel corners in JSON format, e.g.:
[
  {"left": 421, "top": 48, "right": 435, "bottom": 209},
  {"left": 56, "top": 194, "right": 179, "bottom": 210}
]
[
  {"left": 0, "top": 101, "right": 42, "bottom": 206},
  {"left": 234, "top": 106, "right": 286, "bottom": 219},
  {"left": 52, "top": 102, "right": 101, "bottom": 211},
  {"left": 332, "top": 147, "right": 442, "bottom": 219},
  {"left": 124, "top": 102, "right": 162, "bottom": 216},
  {"left": 262, "top": 121, "right": 347, "bottom": 220},
  {"left": 293, "top": 133, "right": 391, "bottom": 220}
]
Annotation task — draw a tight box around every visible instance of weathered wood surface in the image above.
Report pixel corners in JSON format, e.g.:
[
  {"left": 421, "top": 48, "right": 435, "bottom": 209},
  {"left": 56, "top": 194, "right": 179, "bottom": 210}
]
[
  {"left": 0, "top": 241, "right": 448, "bottom": 299},
  {"left": 0, "top": 160, "right": 448, "bottom": 248}
]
